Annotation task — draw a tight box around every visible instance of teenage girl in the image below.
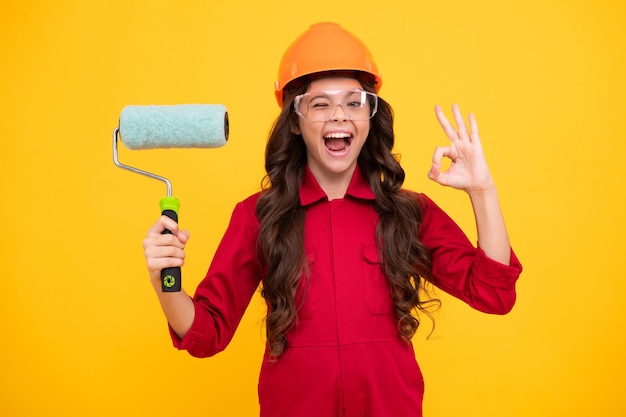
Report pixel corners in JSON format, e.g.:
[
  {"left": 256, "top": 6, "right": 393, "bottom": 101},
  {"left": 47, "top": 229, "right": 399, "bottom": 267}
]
[{"left": 142, "top": 22, "right": 522, "bottom": 417}]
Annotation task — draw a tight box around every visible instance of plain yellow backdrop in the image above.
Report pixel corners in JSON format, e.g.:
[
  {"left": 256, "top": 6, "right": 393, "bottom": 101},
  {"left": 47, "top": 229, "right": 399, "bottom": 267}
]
[{"left": 1, "top": 1, "right": 624, "bottom": 416}]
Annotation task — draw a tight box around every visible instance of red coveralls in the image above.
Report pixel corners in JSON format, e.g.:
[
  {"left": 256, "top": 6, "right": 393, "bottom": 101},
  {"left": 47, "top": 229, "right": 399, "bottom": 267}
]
[{"left": 170, "top": 166, "right": 522, "bottom": 417}]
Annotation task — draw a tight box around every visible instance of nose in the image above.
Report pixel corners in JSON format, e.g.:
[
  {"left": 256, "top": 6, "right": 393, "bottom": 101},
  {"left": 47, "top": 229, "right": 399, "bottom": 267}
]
[{"left": 328, "top": 103, "right": 349, "bottom": 121}]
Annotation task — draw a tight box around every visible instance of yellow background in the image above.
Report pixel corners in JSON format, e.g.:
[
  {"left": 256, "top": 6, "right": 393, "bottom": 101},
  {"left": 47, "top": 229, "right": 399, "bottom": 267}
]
[{"left": 1, "top": 0, "right": 624, "bottom": 416}]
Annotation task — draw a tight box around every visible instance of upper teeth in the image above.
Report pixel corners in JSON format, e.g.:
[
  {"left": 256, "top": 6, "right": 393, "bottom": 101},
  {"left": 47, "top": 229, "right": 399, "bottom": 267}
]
[{"left": 325, "top": 132, "right": 351, "bottom": 139}]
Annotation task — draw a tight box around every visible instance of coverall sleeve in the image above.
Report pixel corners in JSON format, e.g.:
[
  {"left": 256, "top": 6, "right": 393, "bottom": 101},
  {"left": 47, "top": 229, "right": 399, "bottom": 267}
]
[
  {"left": 418, "top": 194, "right": 522, "bottom": 314},
  {"left": 169, "top": 197, "right": 263, "bottom": 357}
]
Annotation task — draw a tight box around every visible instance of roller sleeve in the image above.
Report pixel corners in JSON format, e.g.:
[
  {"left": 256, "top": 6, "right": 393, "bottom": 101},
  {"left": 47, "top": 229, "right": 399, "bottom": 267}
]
[{"left": 119, "top": 104, "right": 229, "bottom": 150}]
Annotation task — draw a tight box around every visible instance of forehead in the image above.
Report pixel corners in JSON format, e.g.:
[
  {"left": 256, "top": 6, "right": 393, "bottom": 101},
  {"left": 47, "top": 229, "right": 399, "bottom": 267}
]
[{"left": 307, "top": 77, "right": 363, "bottom": 93}]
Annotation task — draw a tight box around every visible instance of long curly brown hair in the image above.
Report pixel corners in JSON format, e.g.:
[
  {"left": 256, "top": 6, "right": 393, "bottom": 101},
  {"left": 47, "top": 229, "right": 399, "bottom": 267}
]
[{"left": 256, "top": 78, "right": 437, "bottom": 358}]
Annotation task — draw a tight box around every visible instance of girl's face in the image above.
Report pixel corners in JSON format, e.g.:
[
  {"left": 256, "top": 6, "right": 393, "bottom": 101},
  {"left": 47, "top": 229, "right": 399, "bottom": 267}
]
[{"left": 293, "top": 77, "right": 371, "bottom": 186}]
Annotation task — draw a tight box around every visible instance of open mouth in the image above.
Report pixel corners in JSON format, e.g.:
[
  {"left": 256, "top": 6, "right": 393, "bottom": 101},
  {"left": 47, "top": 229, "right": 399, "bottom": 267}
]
[{"left": 324, "top": 132, "right": 353, "bottom": 152}]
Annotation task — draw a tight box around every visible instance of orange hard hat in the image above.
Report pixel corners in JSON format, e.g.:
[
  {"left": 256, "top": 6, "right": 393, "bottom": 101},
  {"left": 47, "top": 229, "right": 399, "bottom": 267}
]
[{"left": 274, "top": 22, "right": 383, "bottom": 107}]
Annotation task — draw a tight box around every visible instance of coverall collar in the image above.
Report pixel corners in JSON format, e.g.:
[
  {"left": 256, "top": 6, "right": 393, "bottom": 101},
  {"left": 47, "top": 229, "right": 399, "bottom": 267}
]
[{"left": 300, "top": 164, "right": 376, "bottom": 206}]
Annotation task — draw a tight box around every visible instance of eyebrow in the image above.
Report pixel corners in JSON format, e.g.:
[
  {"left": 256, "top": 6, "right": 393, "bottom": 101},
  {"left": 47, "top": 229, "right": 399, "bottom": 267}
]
[{"left": 306, "top": 89, "right": 364, "bottom": 100}]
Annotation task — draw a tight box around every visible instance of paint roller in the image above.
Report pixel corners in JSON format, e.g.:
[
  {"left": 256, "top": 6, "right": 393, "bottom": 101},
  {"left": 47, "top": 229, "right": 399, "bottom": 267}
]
[{"left": 113, "top": 104, "right": 229, "bottom": 292}]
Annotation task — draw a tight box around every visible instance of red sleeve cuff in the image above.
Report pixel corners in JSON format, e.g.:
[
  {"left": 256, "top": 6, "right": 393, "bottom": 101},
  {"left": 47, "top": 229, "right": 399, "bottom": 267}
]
[
  {"left": 168, "top": 300, "right": 214, "bottom": 357},
  {"left": 473, "top": 247, "right": 523, "bottom": 290}
]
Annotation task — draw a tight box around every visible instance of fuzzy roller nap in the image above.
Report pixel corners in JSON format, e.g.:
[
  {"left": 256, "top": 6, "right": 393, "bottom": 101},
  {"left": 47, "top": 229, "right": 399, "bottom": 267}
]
[{"left": 113, "top": 104, "right": 229, "bottom": 292}]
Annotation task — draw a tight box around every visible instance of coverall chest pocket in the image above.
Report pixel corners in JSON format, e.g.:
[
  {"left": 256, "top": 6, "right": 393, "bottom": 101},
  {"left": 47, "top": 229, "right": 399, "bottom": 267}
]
[{"left": 362, "top": 243, "right": 394, "bottom": 316}]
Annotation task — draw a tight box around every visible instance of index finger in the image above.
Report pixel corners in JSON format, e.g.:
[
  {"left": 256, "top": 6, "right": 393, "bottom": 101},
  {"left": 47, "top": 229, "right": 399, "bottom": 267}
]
[{"left": 147, "top": 215, "right": 180, "bottom": 237}]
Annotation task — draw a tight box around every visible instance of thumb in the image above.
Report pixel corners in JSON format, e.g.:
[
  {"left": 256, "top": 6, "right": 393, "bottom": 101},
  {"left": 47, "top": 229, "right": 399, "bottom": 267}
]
[
  {"left": 428, "top": 146, "right": 451, "bottom": 183},
  {"left": 176, "top": 229, "right": 190, "bottom": 244},
  {"left": 428, "top": 161, "right": 442, "bottom": 182}
]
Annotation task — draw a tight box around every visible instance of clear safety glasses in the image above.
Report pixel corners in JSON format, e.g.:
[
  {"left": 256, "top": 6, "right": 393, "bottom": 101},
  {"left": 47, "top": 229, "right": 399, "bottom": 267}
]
[{"left": 294, "top": 89, "right": 378, "bottom": 122}]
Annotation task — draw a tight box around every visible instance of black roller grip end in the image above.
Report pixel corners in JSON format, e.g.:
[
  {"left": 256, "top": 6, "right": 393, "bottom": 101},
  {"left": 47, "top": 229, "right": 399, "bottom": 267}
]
[{"left": 161, "top": 209, "right": 182, "bottom": 292}]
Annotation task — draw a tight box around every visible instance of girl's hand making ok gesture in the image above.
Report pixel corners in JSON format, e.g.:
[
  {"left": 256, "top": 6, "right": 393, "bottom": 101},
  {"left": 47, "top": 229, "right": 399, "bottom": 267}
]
[
  {"left": 428, "top": 104, "right": 495, "bottom": 195},
  {"left": 428, "top": 103, "right": 511, "bottom": 265}
]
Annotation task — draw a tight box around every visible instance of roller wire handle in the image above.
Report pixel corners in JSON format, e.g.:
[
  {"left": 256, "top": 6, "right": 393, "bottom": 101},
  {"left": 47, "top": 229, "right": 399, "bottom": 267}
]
[{"left": 113, "top": 127, "right": 182, "bottom": 292}]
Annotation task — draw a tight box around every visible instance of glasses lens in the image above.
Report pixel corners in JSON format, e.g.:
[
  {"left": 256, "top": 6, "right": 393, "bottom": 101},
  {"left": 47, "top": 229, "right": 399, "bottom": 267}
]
[{"left": 295, "top": 90, "right": 378, "bottom": 121}]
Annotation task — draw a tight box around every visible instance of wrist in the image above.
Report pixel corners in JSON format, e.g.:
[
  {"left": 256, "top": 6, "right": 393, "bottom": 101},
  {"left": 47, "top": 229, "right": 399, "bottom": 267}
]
[{"left": 466, "top": 182, "right": 498, "bottom": 201}]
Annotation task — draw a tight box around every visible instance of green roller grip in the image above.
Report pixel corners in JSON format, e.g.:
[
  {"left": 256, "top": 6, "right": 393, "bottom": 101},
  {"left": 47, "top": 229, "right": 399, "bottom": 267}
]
[{"left": 159, "top": 196, "right": 180, "bottom": 216}]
